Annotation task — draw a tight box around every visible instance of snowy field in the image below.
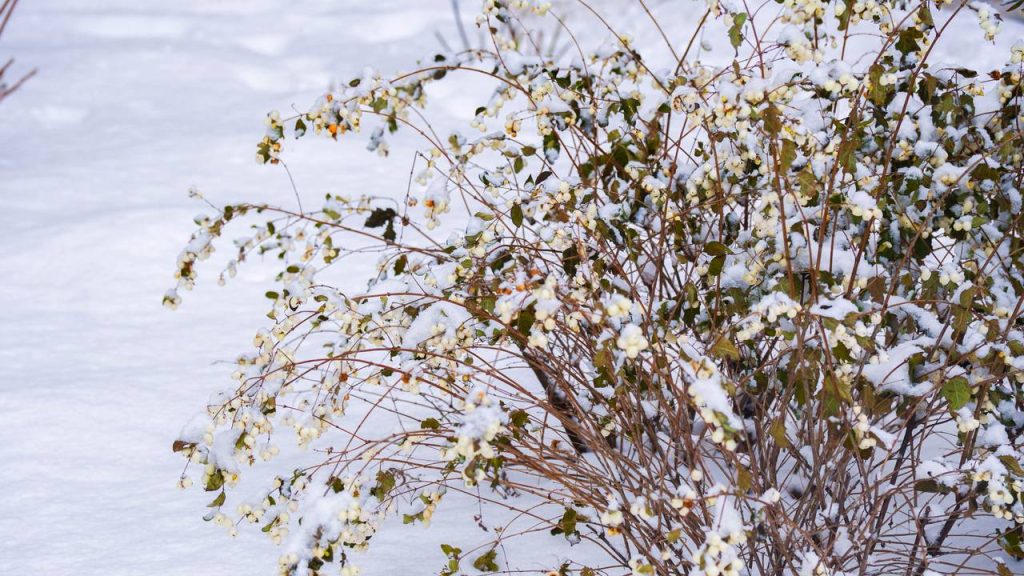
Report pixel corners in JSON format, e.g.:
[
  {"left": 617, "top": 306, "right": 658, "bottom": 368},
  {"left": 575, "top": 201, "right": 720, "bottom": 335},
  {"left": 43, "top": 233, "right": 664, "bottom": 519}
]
[
  {"left": 0, "top": 1, "right": 472, "bottom": 574},
  {"left": 2, "top": 1, "right": 1024, "bottom": 575}
]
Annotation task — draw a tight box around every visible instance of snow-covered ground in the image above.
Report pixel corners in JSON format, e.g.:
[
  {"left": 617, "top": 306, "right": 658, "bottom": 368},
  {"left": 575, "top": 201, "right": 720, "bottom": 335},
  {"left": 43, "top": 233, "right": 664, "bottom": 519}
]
[
  {"left": 2, "top": 1, "right": 1024, "bottom": 574},
  {"left": 0, "top": 2, "right": 474, "bottom": 574}
]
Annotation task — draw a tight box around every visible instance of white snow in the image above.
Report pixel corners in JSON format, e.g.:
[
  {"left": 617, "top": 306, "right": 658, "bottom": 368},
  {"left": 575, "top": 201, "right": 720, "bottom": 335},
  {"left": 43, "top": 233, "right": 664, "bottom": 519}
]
[
  {"left": 809, "top": 297, "right": 858, "bottom": 320},
  {"left": 0, "top": 2, "right": 489, "bottom": 575},
  {"left": 861, "top": 339, "right": 933, "bottom": 396},
  {"left": 917, "top": 459, "right": 959, "bottom": 488}
]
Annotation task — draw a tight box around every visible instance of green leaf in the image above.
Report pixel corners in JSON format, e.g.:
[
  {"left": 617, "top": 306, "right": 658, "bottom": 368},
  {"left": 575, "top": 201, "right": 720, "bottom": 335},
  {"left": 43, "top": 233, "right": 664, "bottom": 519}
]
[
  {"left": 763, "top": 105, "right": 782, "bottom": 135},
  {"left": 330, "top": 477, "right": 344, "bottom": 493},
  {"left": 737, "top": 465, "right": 753, "bottom": 492},
  {"left": 711, "top": 334, "right": 740, "bottom": 361},
  {"left": 958, "top": 286, "right": 977, "bottom": 309},
  {"left": 708, "top": 254, "right": 725, "bottom": 277},
  {"left": 999, "top": 526, "right": 1024, "bottom": 560},
  {"left": 729, "top": 13, "right": 747, "bottom": 49},
  {"left": 550, "top": 507, "right": 580, "bottom": 541},
  {"left": 838, "top": 0, "right": 855, "bottom": 30},
  {"left": 371, "top": 470, "right": 396, "bottom": 501},
  {"left": 704, "top": 241, "right": 732, "bottom": 256},
  {"left": 940, "top": 377, "right": 970, "bottom": 410},
  {"left": 914, "top": 479, "right": 953, "bottom": 494},
  {"left": 780, "top": 139, "right": 797, "bottom": 172},
  {"left": 895, "top": 27, "right": 923, "bottom": 55},
  {"left": 472, "top": 549, "right": 499, "bottom": 572},
  {"left": 394, "top": 254, "right": 408, "bottom": 275},
  {"left": 918, "top": 4, "right": 934, "bottom": 26},
  {"left": 1000, "top": 455, "right": 1024, "bottom": 476},
  {"left": 837, "top": 135, "right": 859, "bottom": 174},
  {"left": 824, "top": 373, "right": 853, "bottom": 404},
  {"left": 440, "top": 544, "right": 460, "bottom": 557},
  {"left": 207, "top": 490, "right": 226, "bottom": 508},
  {"left": 421, "top": 418, "right": 441, "bottom": 430},
  {"left": 440, "top": 544, "right": 462, "bottom": 576},
  {"left": 364, "top": 207, "right": 397, "bottom": 228},
  {"left": 509, "top": 410, "right": 529, "bottom": 429},
  {"left": 868, "top": 64, "right": 889, "bottom": 106},
  {"left": 204, "top": 469, "right": 224, "bottom": 492},
  {"left": 511, "top": 203, "right": 524, "bottom": 227},
  {"left": 770, "top": 417, "right": 790, "bottom": 448}
]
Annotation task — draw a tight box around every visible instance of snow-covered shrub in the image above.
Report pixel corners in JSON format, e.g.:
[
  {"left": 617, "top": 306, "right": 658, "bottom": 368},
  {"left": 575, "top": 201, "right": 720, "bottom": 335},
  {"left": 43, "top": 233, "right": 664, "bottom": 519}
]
[{"left": 170, "top": 0, "right": 1024, "bottom": 574}]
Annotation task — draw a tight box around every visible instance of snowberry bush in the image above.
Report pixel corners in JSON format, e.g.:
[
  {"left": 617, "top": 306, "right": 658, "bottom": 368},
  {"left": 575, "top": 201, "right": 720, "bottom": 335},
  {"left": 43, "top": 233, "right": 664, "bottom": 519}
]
[{"left": 170, "top": 0, "right": 1024, "bottom": 574}]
